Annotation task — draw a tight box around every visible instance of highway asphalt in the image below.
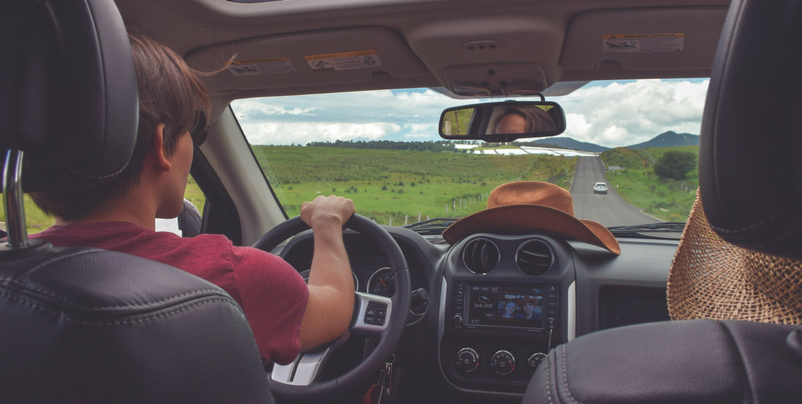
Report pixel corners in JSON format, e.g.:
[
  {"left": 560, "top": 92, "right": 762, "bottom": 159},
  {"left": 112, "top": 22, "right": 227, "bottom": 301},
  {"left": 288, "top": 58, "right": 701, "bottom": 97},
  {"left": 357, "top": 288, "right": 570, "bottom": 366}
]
[{"left": 570, "top": 156, "right": 660, "bottom": 227}]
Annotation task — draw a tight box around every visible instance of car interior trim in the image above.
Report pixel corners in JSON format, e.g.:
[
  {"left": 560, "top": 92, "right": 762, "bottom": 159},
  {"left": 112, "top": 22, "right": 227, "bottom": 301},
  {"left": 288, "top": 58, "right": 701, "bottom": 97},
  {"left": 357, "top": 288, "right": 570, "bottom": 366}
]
[
  {"left": 270, "top": 348, "right": 332, "bottom": 386},
  {"left": 351, "top": 292, "right": 393, "bottom": 335},
  {"left": 567, "top": 280, "right": 576, "bottom": 341},
  {"left": 200, "top": 107, "right": 286, "bottom": 244}
]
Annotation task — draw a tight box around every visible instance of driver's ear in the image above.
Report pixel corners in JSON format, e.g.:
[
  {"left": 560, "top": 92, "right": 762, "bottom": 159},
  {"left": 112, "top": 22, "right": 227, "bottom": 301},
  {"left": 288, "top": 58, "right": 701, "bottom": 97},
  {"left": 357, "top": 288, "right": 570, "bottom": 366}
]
[{"left": 147, "top": 123, "right": 172, "bottom": 173}]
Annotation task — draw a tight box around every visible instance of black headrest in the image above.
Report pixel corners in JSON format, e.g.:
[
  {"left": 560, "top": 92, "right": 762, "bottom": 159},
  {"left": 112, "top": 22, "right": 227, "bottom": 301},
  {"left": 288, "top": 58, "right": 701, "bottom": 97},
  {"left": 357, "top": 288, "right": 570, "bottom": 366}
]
[
  {"left": 0, "top": 0, "right": 138, "bottom": 192},
  {"left": 699, "top": 0, "right": 802, "bottom": 261}
]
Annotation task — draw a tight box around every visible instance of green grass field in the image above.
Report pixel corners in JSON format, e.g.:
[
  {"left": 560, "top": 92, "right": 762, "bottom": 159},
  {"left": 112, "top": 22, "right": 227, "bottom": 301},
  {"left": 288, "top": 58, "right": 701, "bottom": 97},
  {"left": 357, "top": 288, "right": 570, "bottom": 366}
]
[
  {"left": 3, "top": 148, "right": 575, "bottom": 232},
  {"left": 252, "top": 146, "right": 576, "bottom": 225},
  {"left": 602, "top": 146, "right": 698, "bottom": 222},
  {"left": 0, "top": 179, "right": 205, "bottom": 235}
]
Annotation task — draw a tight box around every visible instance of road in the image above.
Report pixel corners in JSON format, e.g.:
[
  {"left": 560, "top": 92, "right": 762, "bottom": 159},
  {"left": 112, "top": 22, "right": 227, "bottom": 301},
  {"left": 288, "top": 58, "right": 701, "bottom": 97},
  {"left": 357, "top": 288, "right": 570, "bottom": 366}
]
[{"left": 570, "top": 156, "right": 659, "bottom": 227}]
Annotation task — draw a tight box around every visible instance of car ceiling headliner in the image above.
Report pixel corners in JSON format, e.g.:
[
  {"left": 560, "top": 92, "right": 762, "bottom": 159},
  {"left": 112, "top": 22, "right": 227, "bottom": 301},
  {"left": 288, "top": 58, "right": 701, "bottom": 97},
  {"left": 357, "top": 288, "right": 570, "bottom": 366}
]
[{"left": 115, "top": 0, "right": 730, "bottom": 100}]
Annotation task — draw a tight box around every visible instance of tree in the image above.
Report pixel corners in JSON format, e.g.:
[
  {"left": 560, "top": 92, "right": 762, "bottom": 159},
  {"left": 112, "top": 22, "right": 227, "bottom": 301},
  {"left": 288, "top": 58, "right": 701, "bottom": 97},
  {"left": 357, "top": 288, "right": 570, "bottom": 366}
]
[{"left": 654, "top": 151, "right": 696, "bottom": 180}]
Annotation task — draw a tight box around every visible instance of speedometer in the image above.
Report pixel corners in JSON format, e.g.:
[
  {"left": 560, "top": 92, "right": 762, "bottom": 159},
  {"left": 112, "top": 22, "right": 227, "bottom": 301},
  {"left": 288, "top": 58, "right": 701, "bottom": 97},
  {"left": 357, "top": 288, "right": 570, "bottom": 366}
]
[{"left": 366, "top": 267, "right": 395, "bottom": 297}]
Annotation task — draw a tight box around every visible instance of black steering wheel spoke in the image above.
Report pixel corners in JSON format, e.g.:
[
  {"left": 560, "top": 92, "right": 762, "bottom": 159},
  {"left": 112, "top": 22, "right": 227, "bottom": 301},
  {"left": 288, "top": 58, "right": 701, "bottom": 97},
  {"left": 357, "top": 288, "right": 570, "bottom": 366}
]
[{"left": 253, "top": 214, "right": 410, "bottom": 400}]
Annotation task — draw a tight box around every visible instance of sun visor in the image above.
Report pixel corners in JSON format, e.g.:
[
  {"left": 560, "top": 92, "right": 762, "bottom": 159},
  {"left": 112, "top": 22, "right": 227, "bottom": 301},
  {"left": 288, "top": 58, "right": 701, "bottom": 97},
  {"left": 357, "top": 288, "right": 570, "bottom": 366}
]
[
  {"left": 561, "top": 7, "right": 727, "bottom": 72},
  {"left": 185, "top": 27, "right": 428, "bottom": 92}
]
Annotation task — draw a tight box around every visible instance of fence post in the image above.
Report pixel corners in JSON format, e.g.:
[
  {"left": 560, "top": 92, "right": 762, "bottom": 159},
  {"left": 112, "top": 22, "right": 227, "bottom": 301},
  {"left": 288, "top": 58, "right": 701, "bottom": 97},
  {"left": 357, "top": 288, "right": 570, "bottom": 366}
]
[{"left": 389, "top": 217, "right": 392, "bottom": 226}]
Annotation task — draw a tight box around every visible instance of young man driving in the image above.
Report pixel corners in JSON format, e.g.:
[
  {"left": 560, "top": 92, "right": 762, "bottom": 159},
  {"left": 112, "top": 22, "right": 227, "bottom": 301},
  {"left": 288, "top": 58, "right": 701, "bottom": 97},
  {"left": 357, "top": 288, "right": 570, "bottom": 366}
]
[{"left": 30, "top": 32, "right": 354, "bottom": 365}]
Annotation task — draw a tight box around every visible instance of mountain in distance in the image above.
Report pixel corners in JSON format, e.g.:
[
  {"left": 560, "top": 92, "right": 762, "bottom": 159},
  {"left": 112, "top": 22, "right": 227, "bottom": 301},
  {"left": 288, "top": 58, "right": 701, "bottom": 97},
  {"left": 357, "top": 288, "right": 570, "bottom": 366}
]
[
  {"left": 626, "top": 131, "right": 699, "bottom": 149},
  {"left": 527, "top": 137, "right": 609, "bottom": 153}
]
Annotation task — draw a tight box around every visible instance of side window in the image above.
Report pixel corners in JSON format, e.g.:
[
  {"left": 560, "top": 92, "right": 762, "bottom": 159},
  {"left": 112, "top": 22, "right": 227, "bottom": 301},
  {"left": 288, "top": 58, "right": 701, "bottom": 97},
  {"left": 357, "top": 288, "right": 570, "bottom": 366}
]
[
  {"left": 0, "top": 195, "right": 55, "bottom": 235},
  {"left": 155, "top": 175, "right": 206, "bottom": 237},
  {"left": 0, "top": 175, "right": 206, "bottom": 236}
]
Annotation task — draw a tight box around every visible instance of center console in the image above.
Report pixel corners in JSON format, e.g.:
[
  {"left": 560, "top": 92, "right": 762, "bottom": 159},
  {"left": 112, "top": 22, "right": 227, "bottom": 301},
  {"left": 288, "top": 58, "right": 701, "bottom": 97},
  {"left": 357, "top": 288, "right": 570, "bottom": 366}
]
[{"left": 438, "top": 234, "right": 574, "bottom": 399}]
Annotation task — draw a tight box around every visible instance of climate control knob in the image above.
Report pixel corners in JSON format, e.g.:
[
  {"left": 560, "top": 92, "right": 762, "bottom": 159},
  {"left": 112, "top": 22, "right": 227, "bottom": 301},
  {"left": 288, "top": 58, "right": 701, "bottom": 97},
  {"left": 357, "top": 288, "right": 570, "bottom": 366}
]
[
  {"left": 528, "top": 352, "right": 547, "bottom": 374},
  {"left": 490, "top": 350, "right": 516, "bottom": 375},
  {"left": 455, "top": 348, "right": 479, "bottom": 373},
  {"left": 452, "top": 314, "right": 463, "bottom": 327}
]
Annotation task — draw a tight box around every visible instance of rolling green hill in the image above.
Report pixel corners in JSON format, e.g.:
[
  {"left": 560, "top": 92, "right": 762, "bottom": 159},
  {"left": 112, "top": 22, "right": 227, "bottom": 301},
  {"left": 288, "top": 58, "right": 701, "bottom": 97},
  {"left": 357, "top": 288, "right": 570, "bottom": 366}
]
[{"left": 627, "top": 131, "right": 699, "bottom": 149}]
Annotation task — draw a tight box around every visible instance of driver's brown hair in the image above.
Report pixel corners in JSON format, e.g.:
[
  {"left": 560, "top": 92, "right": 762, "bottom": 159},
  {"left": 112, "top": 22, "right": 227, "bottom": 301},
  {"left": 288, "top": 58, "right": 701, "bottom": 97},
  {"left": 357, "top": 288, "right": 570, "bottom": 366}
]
[{"left": 32, "top": 32, "right": 211, "bottom": 222}]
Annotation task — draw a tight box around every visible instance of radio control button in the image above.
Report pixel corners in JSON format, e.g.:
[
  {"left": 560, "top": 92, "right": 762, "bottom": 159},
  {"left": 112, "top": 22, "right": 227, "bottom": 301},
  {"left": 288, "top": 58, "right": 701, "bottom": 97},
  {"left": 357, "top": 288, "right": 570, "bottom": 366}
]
[
  {"left": 528, "top": 353, "right": 547, "bottom": 374},
  {"left": 452, "top": 315, "right": 463, "bottom": 327},
  {"left": 490, "top": 350, "right": 516, "bottom": 375},
  {"left": 456, "top": 348, "right": 479, "bottom": 373}
]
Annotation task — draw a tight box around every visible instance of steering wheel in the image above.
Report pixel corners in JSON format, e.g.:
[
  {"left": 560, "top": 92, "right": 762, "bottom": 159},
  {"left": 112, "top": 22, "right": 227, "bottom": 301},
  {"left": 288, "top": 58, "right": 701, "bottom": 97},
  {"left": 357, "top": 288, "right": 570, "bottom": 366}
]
[{"left": 253, "top": 214, "right": 411, "bottom": 401}]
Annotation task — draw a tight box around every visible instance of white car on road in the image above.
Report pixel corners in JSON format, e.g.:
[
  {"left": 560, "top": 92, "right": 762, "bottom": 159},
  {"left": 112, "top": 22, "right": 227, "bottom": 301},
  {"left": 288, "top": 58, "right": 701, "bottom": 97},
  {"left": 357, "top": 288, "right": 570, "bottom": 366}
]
[{"left": 594, "top": 182, "right": 609, "bottom": 194}]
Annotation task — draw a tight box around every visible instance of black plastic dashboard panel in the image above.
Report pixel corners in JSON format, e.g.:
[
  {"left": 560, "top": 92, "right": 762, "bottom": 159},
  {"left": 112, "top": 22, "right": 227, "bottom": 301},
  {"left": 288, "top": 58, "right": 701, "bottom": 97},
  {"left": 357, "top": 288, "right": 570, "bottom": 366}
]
[
  {"left": 569, "top": 238, "right": 678, "bottom": 338},
  {"left": 438, "top": 234, "right": 575, "bottom": 397},
  {"left": 276, "top": 226, "right": 679, "bottom": 402}
]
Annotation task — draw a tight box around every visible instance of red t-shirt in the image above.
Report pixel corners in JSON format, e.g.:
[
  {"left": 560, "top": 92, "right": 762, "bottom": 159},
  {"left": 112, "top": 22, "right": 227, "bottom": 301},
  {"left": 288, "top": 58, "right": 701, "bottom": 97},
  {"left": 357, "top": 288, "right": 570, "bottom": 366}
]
[{"left": 31, "top": 222, "right": 308, "bottom": 365}]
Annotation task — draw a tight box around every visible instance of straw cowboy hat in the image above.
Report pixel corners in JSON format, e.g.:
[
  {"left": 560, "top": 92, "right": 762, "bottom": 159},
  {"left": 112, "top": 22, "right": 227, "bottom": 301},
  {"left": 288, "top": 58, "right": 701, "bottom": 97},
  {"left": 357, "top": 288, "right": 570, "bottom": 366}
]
[
  {"left": 442, "top": 181, "right": 620, "bottom": 255},
  {"left": 668, "top": 190, "right": 802, "bottom": 324}
]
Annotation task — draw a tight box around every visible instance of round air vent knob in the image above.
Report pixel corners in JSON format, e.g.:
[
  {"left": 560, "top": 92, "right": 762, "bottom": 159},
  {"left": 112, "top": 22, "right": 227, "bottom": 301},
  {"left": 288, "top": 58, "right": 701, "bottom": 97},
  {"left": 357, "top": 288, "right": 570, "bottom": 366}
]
[
  {"left": 490, "top": 350, "right": 516, "bottom": 375},
  {"left": 528, "top": 352, "right": 547, "bottom": 374},
  {"left": 456, "top": 348, "right": 479, "bottom": 373}
]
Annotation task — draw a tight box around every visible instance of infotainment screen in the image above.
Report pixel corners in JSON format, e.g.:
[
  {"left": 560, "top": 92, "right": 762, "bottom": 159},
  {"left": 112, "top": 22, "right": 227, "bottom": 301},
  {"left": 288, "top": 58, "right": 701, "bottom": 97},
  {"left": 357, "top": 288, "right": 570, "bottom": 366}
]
[{"left": 466, "top": 284, "right": 545, "bottom": 329}]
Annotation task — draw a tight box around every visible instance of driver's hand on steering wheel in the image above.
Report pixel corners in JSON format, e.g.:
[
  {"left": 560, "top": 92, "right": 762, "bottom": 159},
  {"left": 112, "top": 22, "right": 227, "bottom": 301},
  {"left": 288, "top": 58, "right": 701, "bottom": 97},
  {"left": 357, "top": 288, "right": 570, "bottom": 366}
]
[
  {"left": 298, "top": 195, "right": 356, "bottom": 351},
  {"left": 300, "top": 195, "right": 355, "bottom": 230}
]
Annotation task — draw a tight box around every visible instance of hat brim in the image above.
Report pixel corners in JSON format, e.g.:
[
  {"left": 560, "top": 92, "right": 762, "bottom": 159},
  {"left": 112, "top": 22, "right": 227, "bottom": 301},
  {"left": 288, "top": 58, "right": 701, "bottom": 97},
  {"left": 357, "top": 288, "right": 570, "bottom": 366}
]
[
  {"left": 442, "top": 204, "right": 621, "bottom": 255},
  {"left": 668, "top": 191, "right": 802, "bottom": 323}
]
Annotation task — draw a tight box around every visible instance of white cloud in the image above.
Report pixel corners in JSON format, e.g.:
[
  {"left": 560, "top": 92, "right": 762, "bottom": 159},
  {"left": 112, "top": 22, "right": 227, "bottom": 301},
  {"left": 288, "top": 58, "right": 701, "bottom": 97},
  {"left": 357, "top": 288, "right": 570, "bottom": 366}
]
[
  {"left": 239, "top": 122, "right": 400, "bottom": 145},
  {"left": 559, "top": 79, "right": 709, "bottom": 146},
  {"left": 231, "top": 80, "right": 709, "bottom": 147}
]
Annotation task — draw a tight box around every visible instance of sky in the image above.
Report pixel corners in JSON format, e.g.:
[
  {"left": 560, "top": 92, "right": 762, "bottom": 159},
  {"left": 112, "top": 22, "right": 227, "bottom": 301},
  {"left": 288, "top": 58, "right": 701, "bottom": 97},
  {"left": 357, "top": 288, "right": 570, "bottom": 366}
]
[{"left": 231, "top": 79, "right": 709, "bottom": 148}]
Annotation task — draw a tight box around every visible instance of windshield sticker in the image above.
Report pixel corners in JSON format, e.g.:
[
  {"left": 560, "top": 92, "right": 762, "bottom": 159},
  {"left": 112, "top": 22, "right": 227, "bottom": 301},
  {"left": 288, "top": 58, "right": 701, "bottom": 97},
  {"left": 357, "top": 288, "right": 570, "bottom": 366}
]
[
  {"left": 227, "top": 58, "right": 297, "bottom": 76},
  {"left": 602, "top": 33, "right": 684, "bottom": 53},
  {"left": 305, "top": 50, "right": 382, "bottom": 71}
]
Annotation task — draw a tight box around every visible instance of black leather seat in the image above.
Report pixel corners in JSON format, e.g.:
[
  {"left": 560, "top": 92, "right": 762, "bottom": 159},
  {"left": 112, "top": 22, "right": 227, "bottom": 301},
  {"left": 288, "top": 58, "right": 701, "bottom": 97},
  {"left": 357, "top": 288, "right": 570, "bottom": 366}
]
[
  {"left": 523, "top": 0, "right": 802, "bottom": 402},
  {"left": 0, "top": 0, "right": 274, "bottom": 402},
  {"left": 179, "top": 199, "right": 204, "bottom": 237}
]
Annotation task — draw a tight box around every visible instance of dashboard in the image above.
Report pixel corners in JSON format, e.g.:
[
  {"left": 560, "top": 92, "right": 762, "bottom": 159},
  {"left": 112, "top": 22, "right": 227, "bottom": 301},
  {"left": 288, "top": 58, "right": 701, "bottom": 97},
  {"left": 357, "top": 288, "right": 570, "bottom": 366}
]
[{"left": 278, "top": 226, "right": 676, "bottom": 403}]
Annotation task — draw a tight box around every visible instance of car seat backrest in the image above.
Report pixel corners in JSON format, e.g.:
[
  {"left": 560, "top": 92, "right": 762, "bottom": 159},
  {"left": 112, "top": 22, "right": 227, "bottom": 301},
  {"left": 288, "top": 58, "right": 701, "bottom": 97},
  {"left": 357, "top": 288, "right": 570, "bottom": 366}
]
[
  {"left": 699, "top": 0, "right": 802, "bottom": 261},
  {"left": 0, "top": 0, "right": 138, "bottom": 192},
  {"left": 0, "top": 1, "right": 275, "bottom": 402}
]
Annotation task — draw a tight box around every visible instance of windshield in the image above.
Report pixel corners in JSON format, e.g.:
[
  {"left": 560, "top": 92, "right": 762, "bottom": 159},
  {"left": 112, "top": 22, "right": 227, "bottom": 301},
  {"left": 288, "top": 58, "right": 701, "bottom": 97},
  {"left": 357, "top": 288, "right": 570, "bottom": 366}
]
[{"left": 232, "top": 79, "right": 707, "bottom": 229}]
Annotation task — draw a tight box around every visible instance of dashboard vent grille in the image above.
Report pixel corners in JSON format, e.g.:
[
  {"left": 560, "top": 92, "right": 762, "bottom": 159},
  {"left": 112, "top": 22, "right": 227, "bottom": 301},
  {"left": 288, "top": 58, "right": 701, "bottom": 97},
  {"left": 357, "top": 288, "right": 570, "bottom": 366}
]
[
  {"left": 462, "top": 238, "right": 499, "bottom": 274},
  {"left": 516, "top": 239, "right": 554, "bottom": 276}
]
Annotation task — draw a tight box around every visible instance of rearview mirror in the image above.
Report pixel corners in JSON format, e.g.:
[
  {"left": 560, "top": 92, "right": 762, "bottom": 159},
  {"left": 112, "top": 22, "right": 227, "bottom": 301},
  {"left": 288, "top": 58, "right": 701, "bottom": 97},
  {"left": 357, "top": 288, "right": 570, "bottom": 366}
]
[{"left": 439, "top": 101, "right": 566, "bottom": 142}]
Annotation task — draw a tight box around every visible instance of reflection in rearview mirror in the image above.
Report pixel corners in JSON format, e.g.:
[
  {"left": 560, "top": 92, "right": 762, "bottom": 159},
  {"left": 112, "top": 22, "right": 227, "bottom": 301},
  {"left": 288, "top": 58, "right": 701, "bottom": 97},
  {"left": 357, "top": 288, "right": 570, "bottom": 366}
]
[
  {"left": 439, "top": 101, "right": 566, "bottom": 142},
  {"left": 441, "top": 108, "right": 474, "bottom": 136}
]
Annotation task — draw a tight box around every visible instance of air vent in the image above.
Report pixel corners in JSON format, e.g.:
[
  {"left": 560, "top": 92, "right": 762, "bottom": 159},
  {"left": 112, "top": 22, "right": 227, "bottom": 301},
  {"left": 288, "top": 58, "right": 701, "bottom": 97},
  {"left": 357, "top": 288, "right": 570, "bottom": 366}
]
[
  {"left": 516, "top": 239, "right": 554, "bottom": 276},
  {"left": 462, "top": 238, "right": 500, "bottom": 274}
]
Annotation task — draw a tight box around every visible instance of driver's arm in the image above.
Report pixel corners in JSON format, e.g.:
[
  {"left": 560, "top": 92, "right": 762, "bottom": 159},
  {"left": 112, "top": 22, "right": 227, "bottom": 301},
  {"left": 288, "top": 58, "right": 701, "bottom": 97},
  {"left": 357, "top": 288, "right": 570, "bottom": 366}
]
[{"left": 298, "top": 195, "right": 356, "bottom": 351}]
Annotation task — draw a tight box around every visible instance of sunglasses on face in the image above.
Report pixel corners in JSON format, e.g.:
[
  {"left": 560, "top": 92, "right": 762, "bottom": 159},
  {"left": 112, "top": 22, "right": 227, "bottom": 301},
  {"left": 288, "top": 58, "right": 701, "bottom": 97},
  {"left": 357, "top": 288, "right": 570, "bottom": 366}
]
[{"left": 190, "top": 111, "right": 209, "bottom": 147}]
